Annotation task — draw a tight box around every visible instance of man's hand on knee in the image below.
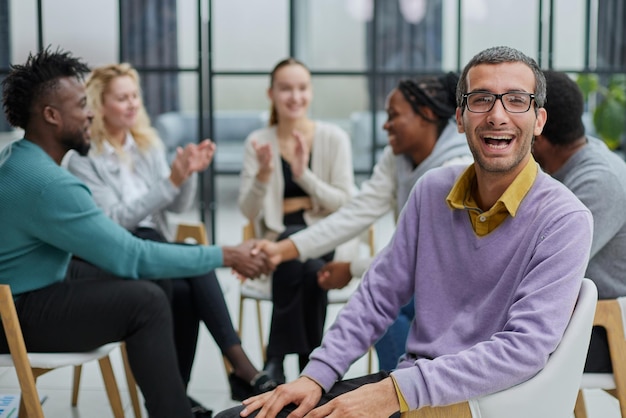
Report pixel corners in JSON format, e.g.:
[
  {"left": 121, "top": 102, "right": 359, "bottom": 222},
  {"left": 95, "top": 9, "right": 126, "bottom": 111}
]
[
  {"left": 305, "top": 377, "right": 400, "bottom": 418},
  {"left": 240, "top": 376, "right": 322, "bottom": 418}
]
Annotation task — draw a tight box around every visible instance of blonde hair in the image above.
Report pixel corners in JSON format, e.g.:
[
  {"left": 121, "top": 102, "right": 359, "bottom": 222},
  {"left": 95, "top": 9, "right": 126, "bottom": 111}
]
[
  {"left": 86, "top": 63, "right": 161, "bottom": 155},
  {"left": 268, "top": 58, "right": 310, "bottom": 126}
]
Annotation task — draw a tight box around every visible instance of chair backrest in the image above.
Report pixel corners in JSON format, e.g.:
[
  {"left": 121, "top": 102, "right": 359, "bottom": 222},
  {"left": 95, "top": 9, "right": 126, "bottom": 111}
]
[
  {"left": 468, "top": 278, "right": 598, "bottom": 418},
  {"left": 175, "top": 222, "right": 209, "bottom": 245}
]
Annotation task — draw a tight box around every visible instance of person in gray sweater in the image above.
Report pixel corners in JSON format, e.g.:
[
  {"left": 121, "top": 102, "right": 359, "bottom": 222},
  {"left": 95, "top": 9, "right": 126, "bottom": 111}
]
[{"left": 533, "top": 69, "right": 626, "bottom": 372}]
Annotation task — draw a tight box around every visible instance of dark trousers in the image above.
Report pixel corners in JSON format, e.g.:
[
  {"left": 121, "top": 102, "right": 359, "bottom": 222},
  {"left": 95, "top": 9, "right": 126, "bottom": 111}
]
[
  {"left": 584, "top": 325, "right": 612, "bottom": 372},
  {"left": 215, "top": 371, "right": 400, "bottom": 418},
  {"left": 0, "top": 278, "right": 192, "bottom": 418},
  {"left": 266, "top": 225, "right": 333, "bottom": 360},
  {"left": 171, "top": 270, "right": 242, "bottom": 384},
  {"left": 128, "top": 227, "right": 241, "bottom": 385}
]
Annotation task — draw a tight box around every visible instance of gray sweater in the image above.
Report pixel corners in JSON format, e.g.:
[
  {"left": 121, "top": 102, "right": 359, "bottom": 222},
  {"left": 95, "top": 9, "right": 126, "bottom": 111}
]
[{"left": 552, "top": 136, "right": 626, "bottom": 299}]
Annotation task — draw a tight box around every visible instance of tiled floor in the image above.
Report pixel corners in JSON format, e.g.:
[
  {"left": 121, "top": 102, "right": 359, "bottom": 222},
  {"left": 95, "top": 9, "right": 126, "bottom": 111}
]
[{"left": 0, "top": 137, "right": 622, "bottom": 417}]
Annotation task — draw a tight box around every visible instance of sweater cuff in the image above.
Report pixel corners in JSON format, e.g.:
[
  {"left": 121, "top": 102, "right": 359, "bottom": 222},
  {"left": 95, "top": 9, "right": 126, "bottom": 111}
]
[
  {"left": 300, "top": 358, "right": 340, "bottom": 393},
  {"left": 294, "top": 167, "right": 315, "bottom": 189},
  {"left": 390, "top": 374, "right": 410, "bottom": 413},
  {"left": 160, "top": 177, "right": 180, "bottom": 199},
  {"left": 290, "top": 232, "right": 312, "bottom": 262}
]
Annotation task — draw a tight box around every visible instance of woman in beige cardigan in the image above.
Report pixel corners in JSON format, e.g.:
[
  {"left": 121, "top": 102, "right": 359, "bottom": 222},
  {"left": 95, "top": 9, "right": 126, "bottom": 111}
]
[{"left": 238, "top": 58, "right": 354, "bottom": 383}]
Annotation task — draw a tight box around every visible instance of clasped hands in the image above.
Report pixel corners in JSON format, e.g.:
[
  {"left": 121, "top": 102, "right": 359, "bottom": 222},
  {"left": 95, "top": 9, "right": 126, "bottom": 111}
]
[
  {"left": 230, "top": 239, "right": 354, "bottom": 291},
  {"left": 225, "top": 240, "right": 284, "bottom": 281}
]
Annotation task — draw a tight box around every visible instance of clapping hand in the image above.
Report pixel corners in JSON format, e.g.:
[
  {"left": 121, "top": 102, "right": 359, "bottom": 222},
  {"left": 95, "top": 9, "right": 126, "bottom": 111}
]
[
  {"left": 252, "top": 139, "right": 273, "bottom": 182},
  {"left": 170, "top": 139, "right": 216, "bottom": 186},
  {"left": 290, "top": 130, "right": 309, "bottom": 178}
]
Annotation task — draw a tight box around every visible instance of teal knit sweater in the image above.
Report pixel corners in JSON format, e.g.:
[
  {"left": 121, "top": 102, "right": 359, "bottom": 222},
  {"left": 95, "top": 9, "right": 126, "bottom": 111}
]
[{"left": 0, "top": 140, "right": 222, "bottom": 295}]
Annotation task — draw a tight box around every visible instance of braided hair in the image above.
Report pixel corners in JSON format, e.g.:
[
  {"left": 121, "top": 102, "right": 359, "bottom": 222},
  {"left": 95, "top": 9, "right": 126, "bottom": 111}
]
[{"left": 397, "top": 71, "right": 459, "bottom": 136}]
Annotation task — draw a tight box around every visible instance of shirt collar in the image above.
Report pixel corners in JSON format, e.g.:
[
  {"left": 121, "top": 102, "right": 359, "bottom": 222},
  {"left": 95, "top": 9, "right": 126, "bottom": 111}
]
[
  {"left": 102, "top": 132, "right": 136, "bottom": 156},
  {"left": 446, "top": 155, "right": 538, "bottom": 217}
]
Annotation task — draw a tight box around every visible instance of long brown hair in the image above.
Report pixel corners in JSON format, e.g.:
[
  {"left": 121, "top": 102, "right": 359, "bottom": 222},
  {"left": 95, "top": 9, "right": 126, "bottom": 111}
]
[
  {"left": 86, "top": 63, "right": 160, "bottom": 155},
  {"left": 267, "top": 57, "right": 310, "bottom": 126}
]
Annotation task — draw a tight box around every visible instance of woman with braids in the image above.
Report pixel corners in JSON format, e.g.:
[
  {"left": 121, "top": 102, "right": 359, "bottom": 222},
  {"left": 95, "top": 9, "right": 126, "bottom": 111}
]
[
  {"left": 254, "top": 71, "right": 473, "bottom": 372},
  {"left": 238, "top": 58, "right": 355, "bottom": 383},
  {"left": 64, "top": 63, "right": 278, "bottom": 412}
]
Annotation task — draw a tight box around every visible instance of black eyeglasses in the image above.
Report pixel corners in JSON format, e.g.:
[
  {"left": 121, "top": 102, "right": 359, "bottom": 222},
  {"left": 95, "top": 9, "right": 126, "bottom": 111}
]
[{"left": 462, "top": 92, "right": 536, "bottom": 113}]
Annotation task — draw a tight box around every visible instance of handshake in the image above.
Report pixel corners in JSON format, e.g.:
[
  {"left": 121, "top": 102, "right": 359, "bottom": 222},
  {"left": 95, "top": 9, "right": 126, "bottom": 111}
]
[
  {"left": 222, "top": 239, "right": 355, "bottom": 290},
  {"left": 221, "top": 239, "right": 291, "bottom": 280}
]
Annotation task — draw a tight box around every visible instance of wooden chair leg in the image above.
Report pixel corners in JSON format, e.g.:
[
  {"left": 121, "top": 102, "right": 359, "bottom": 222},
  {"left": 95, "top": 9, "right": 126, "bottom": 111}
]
[
  {"left": 255, "top": 300, "right": 266, "bottom": 362},
  {"left": 72, "top": 365, "right": 82, "bottom": 406},
  {"left": 223, "top": 355, "right": 234, "bottom": 375},
  {"left": 574, "top": 389, "right": 587, "bottom": 418},
  {"left": 238, "top": 294, "right": 245, "bottom": 339},
  {"left": 367, "top": 346, "right": 373, "bottom": 374},
  {"left": 17, "top": 374, "right": 43, "bottom": 418},
  {"left": 19, "top": 396, "right": 30, "bottom": 418},
  {"left": 98, "top": 355, "right": 125, "bottom": 418},
  {"left": 121, "top": 343, "right": 142, "bottom": 418},
  {"left": 607, "top": 386, "right": 626, "bottom": 418},
  {"left": 0, "top": 284, "right": 44, "bottom": 418}
]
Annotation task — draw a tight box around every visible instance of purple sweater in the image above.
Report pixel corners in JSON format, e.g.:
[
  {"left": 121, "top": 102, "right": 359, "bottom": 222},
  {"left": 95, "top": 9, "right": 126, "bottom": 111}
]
[{"left": 302, "top": 164, "right": 593, "bottom": 409}]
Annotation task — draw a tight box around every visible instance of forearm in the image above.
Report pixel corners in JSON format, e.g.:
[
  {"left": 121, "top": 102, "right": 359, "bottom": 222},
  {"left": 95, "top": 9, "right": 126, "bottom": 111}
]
[
  {"left": 166, "top": 172, "right": 198, "bottom": 213},
  {"left": 238, "top": 178, "right": 267, "bottom": 220},
  {"left": 295, "top": 168, "right": 352, "bottom": 212}
]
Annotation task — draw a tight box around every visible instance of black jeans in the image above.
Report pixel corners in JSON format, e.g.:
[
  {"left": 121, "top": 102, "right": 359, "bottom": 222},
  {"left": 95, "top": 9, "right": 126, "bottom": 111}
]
[
  {"left": 0, "top": 278, "right": 192, "bottom": 418},
  {"left": 266, "top": 225, "right": 334, "bottom": 360},
  {"left": 215, "top": 371, "right": 400, "bottom": 418}
]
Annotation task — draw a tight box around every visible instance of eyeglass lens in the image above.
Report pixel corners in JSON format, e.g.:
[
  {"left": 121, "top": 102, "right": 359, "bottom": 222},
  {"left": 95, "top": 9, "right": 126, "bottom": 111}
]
[{"left": 466, "top": 93, "right": 533, "bottom": 113}]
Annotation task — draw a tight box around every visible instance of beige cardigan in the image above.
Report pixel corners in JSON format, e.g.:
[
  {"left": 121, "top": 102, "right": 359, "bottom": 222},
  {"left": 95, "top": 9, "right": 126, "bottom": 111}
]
[{"left": 238, "top": 121, "right": 358, "bottom": 261}]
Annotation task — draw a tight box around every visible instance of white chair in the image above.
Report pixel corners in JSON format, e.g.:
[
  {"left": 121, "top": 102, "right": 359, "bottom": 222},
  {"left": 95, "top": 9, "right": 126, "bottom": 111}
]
[
  {"left": 402, "top": 278, "right": 598, "bottom": 418},
  {"left": 238, "top": 222, "right": 376, "bottom": 372},
  {"left": 0, "top": 284, "right": 132, "bottom": 418},
  {"left": 575, "top": 298, "right": 626, "bottom": 417}
]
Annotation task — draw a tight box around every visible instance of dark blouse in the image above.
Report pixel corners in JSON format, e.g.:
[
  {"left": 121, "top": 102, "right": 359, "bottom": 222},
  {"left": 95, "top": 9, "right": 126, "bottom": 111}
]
[{"left": 282, "top": 157, "right": 308, "bottom": 225}]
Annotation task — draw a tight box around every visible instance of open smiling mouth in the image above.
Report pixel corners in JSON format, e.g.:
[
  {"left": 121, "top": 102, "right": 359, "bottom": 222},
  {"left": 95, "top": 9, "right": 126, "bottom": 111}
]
[{"left": 483, "top": 135, "right": 513, "bottom": 150}]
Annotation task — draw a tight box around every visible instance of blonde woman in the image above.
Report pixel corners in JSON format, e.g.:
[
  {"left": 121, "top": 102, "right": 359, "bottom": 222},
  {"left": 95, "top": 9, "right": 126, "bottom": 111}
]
[
  {"left": 65, "top": 64, "right": 277, "bottom": 411},
  {"left": 238, "top": 58, "right": 355, "bottom": 383}
]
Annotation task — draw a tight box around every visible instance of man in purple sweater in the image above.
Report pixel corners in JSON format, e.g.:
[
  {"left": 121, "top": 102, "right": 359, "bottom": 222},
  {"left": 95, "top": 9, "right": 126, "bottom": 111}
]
[{"left": 217, "top": 46, "right": 593, "bottom": 418}]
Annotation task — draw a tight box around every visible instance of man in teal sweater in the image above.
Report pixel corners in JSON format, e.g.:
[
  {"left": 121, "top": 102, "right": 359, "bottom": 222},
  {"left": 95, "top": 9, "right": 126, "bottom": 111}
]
[{"left": 0, "top": 48, "right": 273, "bottom": 418}]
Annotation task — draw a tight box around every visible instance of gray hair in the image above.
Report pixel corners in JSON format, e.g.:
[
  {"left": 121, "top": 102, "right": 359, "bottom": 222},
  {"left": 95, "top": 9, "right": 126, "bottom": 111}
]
[{"left": 456, "top": 46, "right": 546, "bottom": 112}]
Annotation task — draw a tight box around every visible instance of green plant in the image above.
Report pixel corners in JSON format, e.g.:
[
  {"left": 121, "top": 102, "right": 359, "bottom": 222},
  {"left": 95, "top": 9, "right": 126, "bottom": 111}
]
[{"left": 577, "top": 73, "right": 626, "bottom": 150}]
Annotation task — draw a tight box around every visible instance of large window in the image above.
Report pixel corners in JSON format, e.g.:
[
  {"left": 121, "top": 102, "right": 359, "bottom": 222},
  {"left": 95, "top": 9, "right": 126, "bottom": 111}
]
[{"left": 1, "top": 0, "right": 625, "bottom": 241}]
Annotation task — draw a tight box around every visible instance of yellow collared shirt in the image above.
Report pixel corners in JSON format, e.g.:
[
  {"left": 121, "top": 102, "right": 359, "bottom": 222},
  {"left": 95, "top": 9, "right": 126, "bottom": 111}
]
[{"left": 446, "top": 157, "right": 538, "bottom": 236}]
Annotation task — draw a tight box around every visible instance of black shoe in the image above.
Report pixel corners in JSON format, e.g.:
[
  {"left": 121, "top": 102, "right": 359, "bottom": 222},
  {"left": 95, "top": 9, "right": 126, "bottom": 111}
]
[
  {"left": 229, "top": 372, "right": 279, "bottom": 402},
  {"left": 263, "top": 357, "right": 286, "bottom": 384},
  {"left": 251, "top": 371, "right": 279, "bottom": 394},
  {"left": 188, "top": 396, "right": 212, "bottom": 417}
]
